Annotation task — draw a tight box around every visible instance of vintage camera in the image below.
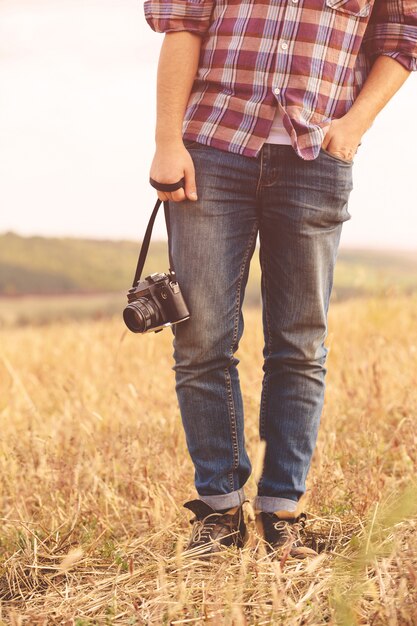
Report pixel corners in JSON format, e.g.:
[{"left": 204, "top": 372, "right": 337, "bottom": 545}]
[
  {"left": 123, "top": 176, "right": 190, "bottom": 334},
  {"left": 123, "top": 270, "right": 190, "bottom": 334}
]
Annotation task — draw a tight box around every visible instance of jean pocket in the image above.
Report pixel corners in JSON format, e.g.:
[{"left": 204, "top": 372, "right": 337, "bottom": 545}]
[
  {"left": 320, "top": 147, "right": 354, "bottom": 165},
  {"left": 325, "top": 0, "right": 372, "bottom": 17}
]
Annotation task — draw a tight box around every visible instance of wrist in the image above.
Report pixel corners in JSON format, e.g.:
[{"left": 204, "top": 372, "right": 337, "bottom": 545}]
[
  {"left": 343, "top": 106, "right": 375, "bottom": 135},
  {"left": 155, "top": 134, "right": 185, "bottom": 149}
]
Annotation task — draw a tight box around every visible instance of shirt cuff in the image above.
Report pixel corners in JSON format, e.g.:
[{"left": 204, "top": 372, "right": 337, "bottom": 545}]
[
  {"left": 374, "top": 50, "right": 417, "bottom": 71},
  {"left": 364, "top": 22, "right": 417, "bottom": 71},
  {"left": 144, "top": 0, "right": 213, "bottom": 35}
]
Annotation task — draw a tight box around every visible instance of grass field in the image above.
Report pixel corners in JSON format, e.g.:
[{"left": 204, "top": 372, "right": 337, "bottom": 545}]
[{"left": 0, "top": 296, "right": 417, "bottom": 624}]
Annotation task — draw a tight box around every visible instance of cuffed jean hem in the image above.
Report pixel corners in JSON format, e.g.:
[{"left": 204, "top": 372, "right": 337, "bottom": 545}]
[
  {"left": 198, "top": 487, "right": 247, "bottom": 510},
  {"left": 253, "top": 495, "right": 298, "bottom": 513}
]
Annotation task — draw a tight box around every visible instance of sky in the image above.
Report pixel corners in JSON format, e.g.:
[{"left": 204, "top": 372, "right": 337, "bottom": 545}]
[{"left": 0, "top": 0, "right": 416, "bottom": 250}]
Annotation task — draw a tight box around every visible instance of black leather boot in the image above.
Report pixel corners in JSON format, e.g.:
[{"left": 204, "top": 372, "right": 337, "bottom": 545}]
[
  {"left": 183, "top": 499, "right": 247, "bottom": 557},
  {"left": 256, "top": 510, "right": 318, "bottom": 559}
]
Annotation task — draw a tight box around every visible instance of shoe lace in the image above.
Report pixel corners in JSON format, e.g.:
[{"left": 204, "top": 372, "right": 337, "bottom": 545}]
[
  {"left": 190, "top": 512, "right": 234, "bottom": 546},
  {"left": 272, "top": 514, "right": 306, "bottom": 543}
]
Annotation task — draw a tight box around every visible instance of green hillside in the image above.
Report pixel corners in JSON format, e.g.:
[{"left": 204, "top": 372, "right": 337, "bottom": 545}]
[
  {"left": 0, "top": 232, "right": 416, "bottom": 325},
  {"left": 0, "top": 231, "right": 166, "bottom": 296}
]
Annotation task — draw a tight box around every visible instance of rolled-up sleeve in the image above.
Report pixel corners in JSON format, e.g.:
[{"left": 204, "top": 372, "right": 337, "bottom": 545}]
[
  {"left": 144, "top": 0, "right": 215, "bottom": 35},
  {"left": 363, "top": 0, "right": 417, "bottom": 70}
]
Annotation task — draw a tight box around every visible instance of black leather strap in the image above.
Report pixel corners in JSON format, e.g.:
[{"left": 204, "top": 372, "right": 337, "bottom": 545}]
[
  {"left": 131, "top": 178, "right": 184, "bottom": 288},
  {"left": 131, "top": 199, "right": 175, "bottom": 288},
  {"left": 149, "top": 177, "right": 185, "bottom": 192}
]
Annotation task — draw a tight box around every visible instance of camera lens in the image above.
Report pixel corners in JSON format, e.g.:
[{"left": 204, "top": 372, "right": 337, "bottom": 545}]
[{"left": 123, "top": 297, "right": 160, "bottom": 333}]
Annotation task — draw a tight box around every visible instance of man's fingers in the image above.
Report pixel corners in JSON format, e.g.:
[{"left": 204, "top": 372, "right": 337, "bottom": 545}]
[
  {"left": 184, "top": 165, "right": 198, "bottom": 201},
  {"left": 155, "top": 189, "right": 186, "bottom": 203},
  {"left": 151, "top": 160, "right": 197, "bottom": 203},
  {"left": 170, "top": 188, "right": 186, "bottom": 202},
  {"left": 155, "top": 181, "right": 196, "bottom": 203},
  {"left": 323, "top": 138, "right": 356, "bottom": 161}
]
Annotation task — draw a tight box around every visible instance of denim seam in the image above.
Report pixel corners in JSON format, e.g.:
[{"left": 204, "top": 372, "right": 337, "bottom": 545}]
[
  {"left": 258, "top": 232, "right": 273, "bottom": 490},
  {"left": 225, "top": 220, "right": 259, "bottom": 491},
  {"left": 224, "top": 368, "right": 239, "bottom": 491}
]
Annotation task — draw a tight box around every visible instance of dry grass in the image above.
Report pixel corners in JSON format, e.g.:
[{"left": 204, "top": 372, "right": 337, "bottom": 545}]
[{"left": 0, "top": 295, "right": 416, "bottom": 625}]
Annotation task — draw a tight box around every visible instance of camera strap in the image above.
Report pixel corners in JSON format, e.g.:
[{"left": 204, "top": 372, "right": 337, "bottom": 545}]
[{"left": 131, "top": 199, "right": 175, "bottom": 288}]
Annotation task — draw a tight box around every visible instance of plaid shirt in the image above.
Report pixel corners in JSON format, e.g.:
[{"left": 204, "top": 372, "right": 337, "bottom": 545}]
[{"left": 144, "top": 0, "right": 417, "bottom": 159}]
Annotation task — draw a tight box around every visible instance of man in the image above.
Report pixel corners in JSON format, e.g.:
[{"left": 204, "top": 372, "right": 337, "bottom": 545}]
[{"left": 144, "top": 0, "right": 416, "bottom": 558}]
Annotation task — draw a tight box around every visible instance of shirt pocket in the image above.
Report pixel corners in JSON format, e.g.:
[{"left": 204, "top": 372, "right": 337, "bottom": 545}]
[{"left": 325, "top": 0, "right": 372, "bottom": 17}]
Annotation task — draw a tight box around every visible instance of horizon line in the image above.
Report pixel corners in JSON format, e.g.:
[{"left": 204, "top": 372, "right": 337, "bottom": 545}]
[{"left": 1, "top": 229, "right": 416, "bottom": 254}]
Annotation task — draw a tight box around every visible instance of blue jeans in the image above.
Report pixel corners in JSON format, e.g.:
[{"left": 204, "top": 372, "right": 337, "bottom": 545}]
[{"left": 168, "top": 141, "right": 353, "bottom": 513}]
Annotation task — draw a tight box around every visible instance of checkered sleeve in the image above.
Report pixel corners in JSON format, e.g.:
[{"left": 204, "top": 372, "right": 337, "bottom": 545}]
[
  {"left": 363, "top": 0, "right": 417, "bottom": 70},
  {"left": 144, "top": 0, "right": 214, "bottom": 35}
]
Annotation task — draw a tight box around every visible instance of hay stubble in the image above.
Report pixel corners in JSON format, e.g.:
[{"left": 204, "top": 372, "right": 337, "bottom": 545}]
[{"left": 0, "top": 296, "right": 416, "bottom": 624}]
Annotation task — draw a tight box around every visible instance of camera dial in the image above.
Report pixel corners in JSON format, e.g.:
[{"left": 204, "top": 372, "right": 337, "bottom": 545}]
[{"left": 146, "top": 272, "right": 166, "bottom": 283}]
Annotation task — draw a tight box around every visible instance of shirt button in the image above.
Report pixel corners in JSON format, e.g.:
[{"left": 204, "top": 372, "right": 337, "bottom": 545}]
[
  {"left": 274, "top": 87, "right": 280, "bottom": 95},
  {"left": 281, "top": 41, "right": 288, "bottom": 50},
  {"left": 291, "top": 0, "right": 298, "bottom": 3}
]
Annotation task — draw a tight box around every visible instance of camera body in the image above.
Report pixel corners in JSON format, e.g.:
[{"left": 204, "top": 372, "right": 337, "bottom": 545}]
[{"left": 123, "top": 271, "right": 190, "bottom": 334}]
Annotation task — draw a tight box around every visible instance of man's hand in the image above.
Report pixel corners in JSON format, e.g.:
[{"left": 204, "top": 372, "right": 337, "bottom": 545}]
[
  {"left": 322, "top": 55, "right": 412, "bottom": 162},
  {"left": 149, "top": 141, "right": 198, "bottom": 203},
  {"left": 321, "top": 115, "right": 367, "bottom": 162}
]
